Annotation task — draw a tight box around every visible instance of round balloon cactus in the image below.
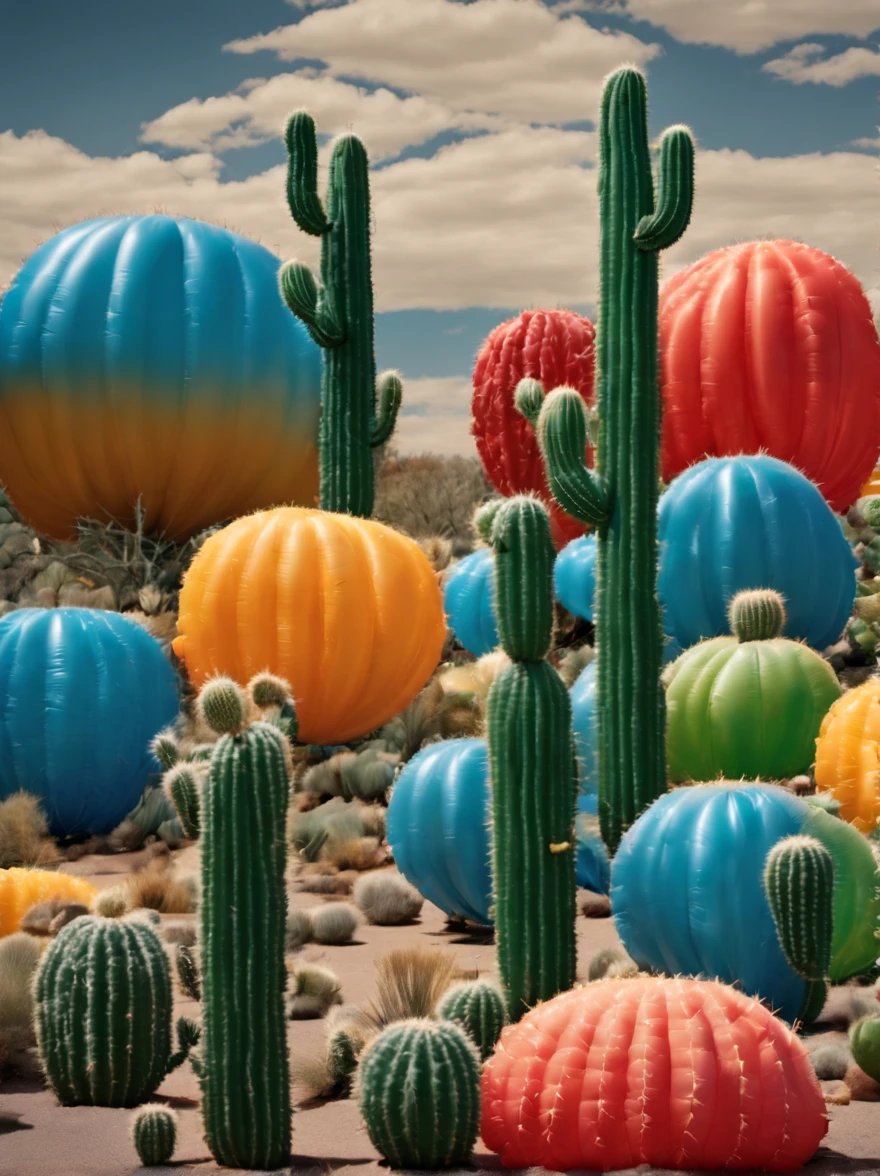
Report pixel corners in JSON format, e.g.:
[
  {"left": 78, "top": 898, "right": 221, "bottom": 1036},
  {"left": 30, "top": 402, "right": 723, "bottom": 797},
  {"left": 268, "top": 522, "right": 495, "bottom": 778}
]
[
  {"left": 815, "top": 677, "right": 880, "bottom": 833},
  {"left": 481, "top": 975, "right": 827, "bottom": 1172},
  {"left": 665, "top": 589, "right": 841, "bottom": 783},
  {"left": 660, "top": 239, "right": 880, "bottom": 513},
  {"left": 0, "top": 215, "right": 320, "bottom": 539},
  {"left": 443, "top": 548, "right": 498, "bottom": 657},
  {"left": 611, "top": 782, "right": 880, "bottom": 1025},
  {"left": 471, "top": 308, "right": 595, "bottom": 548},
  {"left": 173, "top": 507, "right": 445, "bottom": 745},
  {"left": 658, "top": 454, "right": 857, "bottom": 651},
  {"left": 0, "top": 609, "right": 179, "bottom": 836}
]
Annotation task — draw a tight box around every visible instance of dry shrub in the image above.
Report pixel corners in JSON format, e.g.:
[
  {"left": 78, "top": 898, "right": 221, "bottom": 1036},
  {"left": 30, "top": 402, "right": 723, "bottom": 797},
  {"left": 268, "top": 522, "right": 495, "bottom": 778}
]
[
  {"left": 123, "top": 858, "right": 195, "bottom": 915},
  {"left": 310, "top": 903, "right": 359, "bottom": 946},
  {"left": 0, "top": 933, "right": 40, "bottom": 1071},
  {"left": 353, "top": 871, "right": 424, "bottom": 925},
  {"left": 288, "top": 964, "right": 343, "bottom": 1019},
  {"left": 368, "top": 947, "right": 457, "bottom": 1029},
  {"left": 325, "top": 837, "right": 387, "bottom": 872},
  {"left": 374, "top": 451, "right": 490, "bottom": 552},
  {"left": 0, "top": 792, "right": 60, "bottom": 868}
]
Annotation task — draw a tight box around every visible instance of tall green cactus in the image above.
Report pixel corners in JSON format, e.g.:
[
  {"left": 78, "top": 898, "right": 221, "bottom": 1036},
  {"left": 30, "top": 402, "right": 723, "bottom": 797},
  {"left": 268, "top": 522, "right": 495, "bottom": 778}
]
[
  {"left": 516, "top": 67, "right": 694, "bottom": 854},
  {"left": 281, "top": 111, "right": 402, "bottom": 517},
  {"left": 486, "top": 496, "right": 577, "bottom": 1020},
  {"left": 199, "top": 682, "right": 292, "bottom": 1169}
]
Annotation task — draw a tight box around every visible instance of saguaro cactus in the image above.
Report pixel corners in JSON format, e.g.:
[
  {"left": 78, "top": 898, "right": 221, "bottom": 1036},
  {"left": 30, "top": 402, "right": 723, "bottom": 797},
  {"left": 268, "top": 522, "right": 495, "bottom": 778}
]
[
  {"left": 281, "top": 111, "right": 402, "bottom": 517},
  {"left": 486, "top": 496, "right": 578, "bottom": 1020},
  {"left": 198, "top": 681, "right": 292, "bottom": 1169},
  {"left": 516, "top": 67, "right": 695, "bottom": 853}
]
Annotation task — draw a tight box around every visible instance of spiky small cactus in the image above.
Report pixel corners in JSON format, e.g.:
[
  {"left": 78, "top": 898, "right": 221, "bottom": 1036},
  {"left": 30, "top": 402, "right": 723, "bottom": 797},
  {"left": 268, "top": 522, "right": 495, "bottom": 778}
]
[
  {"left": 151, "top": 729, "right": 180, "bottom": 772},
  {"left": 249, "top": 672, "right": 293, "bottom": 710},
  {"left": 198, "top": 676, "right": 246, "bottom": 736},
  {"left": 131, "top": 1105, "right": 178, "bottom": 1166},
  {"left": 764, "top": 835, "right": 834, "bottom": 981},
  {"left": 437, "top": 979, "right": 508, "bottom": 1061},
  {"left": 850, "top": 1015, "right": 880, "bottom": 1081},
  {"left": 164, "top": 764, "right": 201, "bottom": 839},
  {"left": 729, "top": 589, "right": 787, "bottom": 642},
  {"left": 357, "top": 1018, "right": 481, "bottom": 1169},
  {"left": 176, "top": 943, "right": 200, "bottom": 1001}
]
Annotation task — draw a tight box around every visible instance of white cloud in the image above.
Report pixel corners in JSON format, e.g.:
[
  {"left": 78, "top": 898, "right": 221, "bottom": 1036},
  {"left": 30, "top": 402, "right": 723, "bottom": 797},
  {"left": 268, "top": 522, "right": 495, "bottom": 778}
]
[
  {"left": 852, "top": 134, "right": 880, "bottom": 149},
  {"left": 225, "top": 0, "right": 660, "bottom": 123},
  {"left": 394, "top": 377, "right": 477, "bottom": 456},
  {"left": 763, "top": 42, "right": 880, "bottom": 85},
  {"left": 579, "top": 0, "right": 880, "bottom": 54}
]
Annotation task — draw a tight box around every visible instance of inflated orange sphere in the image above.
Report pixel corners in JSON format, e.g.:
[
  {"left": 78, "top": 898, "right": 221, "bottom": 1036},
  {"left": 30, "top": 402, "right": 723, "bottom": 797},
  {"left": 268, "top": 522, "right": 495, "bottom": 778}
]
[
  {"left": 815, "top": 678, "right": 880, "bottom": 833},
  {"left": 0, "top": 868, "right": 96, "bottom": 938},
  {"left": 173, "top": 508, "right": 446, "bottom": 745}
]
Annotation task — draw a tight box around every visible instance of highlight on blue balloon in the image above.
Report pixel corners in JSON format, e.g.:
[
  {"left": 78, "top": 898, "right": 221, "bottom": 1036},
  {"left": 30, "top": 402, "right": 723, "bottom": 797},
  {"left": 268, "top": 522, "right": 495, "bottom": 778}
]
[
  {"left": 443, "top": 547, "right": 499, "bottom": 657},
  {"left": 554, "top": 534, "right": 597, "bottom": 621}
]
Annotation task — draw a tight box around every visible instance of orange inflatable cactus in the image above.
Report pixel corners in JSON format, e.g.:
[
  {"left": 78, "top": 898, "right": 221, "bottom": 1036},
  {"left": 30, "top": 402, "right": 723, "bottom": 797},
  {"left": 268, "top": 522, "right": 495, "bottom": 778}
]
[
  {"left": 481, "top": 976, "right": 827, "bottom": 1172},
  {"left": 815, "top": 677, "right": 880, "bottom": 833},
  {"left": 0, "top": 868, "right": 96, "bottom": 937},
  {"left": 173, "top": 507, "right": 446, "bottom": 745}
]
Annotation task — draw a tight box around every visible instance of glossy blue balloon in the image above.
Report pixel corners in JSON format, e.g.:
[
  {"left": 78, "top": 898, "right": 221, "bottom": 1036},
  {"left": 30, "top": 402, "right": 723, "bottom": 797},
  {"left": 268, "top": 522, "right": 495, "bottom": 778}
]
[
  {"left": 571, "top": 660, "right": 599, "bottom": 800},
  {"left": 554, "top": 534, "right": 597, "bottom": 621},
  {"left": 575, "top": 792, "right": 610, "bottom": 894},
  {"left": 387, "top": 738, "right": 494, "bottom": 925},
  {"left": 612, "top": 783, "right": 810, "bottom": 1023},
  {"left": 658, "top": 455, "right": 857, "bottom": 651},
  {"left": 0, "top": 609, "right": 180, "bottom": 837},
  {"left": 443, "top": 549, "right": 499, "bottom": 657}
]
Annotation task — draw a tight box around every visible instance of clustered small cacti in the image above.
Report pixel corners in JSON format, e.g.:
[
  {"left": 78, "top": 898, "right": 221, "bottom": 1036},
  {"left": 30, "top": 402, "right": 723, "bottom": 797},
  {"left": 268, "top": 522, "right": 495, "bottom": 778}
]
[
  {"left": 357, "top": 1018, "right": 481, "bottom": 1169},
  {"left": 436, "top": 979, "right": 508, "bottom": 1061},
  {"left": 130, "top": 1104, "right": 178, "bottom": 1166},
  {"left": 281, "top": 110, "right": 402, "bottom": 517},
  {"left": 353, "top": 870, "right": 424, "bottom": 925},
  {"left": 34, "top": 916, "right": 198, "bottom": 1107}
]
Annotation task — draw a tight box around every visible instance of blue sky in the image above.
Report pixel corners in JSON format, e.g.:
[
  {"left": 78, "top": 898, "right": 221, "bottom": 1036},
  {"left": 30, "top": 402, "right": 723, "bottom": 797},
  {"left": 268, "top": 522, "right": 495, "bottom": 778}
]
[{"left": 2, "top": 0, "right": 879, "bottom": 452}]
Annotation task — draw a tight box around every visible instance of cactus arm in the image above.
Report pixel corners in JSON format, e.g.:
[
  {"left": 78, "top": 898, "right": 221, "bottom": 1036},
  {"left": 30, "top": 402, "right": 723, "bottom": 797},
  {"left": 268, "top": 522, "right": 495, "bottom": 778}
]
[
  {"left": 634, "top": 126, "right": 695, "bottom": 252},
  {"left": 279, "top": 261, "right": 346, "bottom": 348},
  {"left": 285, "top": 111, "right": 332, "bottom": 236},
  {"left": 166, "top": 1015, "right": 201, "bottom": 1075},
  {"left": 370, "top": 370, "right": 403, "bottom": 447}
]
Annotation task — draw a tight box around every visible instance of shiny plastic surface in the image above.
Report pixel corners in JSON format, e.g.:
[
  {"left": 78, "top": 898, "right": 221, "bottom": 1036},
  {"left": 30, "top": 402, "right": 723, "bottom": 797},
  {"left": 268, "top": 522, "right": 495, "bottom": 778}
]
[{"left": 443, "top": 548, "right": 498, "bottom": 657}]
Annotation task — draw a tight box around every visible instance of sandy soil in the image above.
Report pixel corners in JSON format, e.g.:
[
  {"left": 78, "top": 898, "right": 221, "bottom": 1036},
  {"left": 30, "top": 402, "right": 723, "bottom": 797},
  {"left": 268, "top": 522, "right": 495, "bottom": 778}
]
[{"left": 2, "top": 847, "right": 879, "bottom": 1176}]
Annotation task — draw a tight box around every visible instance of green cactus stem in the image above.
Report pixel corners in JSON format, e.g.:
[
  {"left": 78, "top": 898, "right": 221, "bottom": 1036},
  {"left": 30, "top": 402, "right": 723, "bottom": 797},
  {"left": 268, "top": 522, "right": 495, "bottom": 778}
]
[
  {"left": 729, "top": 589, "right": 787, "bottom": 642},
  {"left": 34, "top": 916, "right": 197, "bottom": 1107},
  {"left": 199, "top": 714, "right": 292, "bottom": 1169},
  {"left": 151, "top": 729, "right": 180, "bottom": 772},
  {"left": 437, "top": 979, "right": 508, "bottom": 1061},
  {"left": 516, "top": 67, "right": 694, "bottom": 855},
  {"left": 131, "top": 1105, "right": 178, "bottom": 1166},
  {"left": 487, "top": 496, "right": 578, "bottom": 1020},
  {"left": 357, "top": 1019, "right": 481, "bottom": 1169},
  {"left": 176, "top": 943, "right": 201, "bottom": 1002},
  {"left": 764, "top": 835, "right": 834, "bottom": 982},
  {"left": 164, "top": 764, "right": 201, "bottom": 839},
  {"left": 282, "top": 111, "right": 402, "bottom": 517}
]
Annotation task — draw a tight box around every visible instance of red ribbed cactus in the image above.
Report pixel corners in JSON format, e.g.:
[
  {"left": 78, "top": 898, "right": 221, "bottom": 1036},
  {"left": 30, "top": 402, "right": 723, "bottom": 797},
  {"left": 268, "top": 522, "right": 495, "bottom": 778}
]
[
  {"left": 471, "top": 309, "right": 595, "bottom": 548},
  {"left": 481, "top": 976, "right": 827, "bottom": 1173}
]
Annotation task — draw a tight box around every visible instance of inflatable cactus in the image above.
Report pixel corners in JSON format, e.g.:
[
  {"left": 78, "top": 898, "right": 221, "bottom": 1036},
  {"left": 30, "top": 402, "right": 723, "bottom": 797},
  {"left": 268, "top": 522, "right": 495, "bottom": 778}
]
[
  {"left": 35, "top": 916, "right": 197, "bottom": 1107},
  {"left": 198, "top": 680, "right": 291, "bottom": 1169},
  {"left": 0, "top": 868, "right": 96, "bottom": 938},
  {"left": 486, "top": 496, "right": 577, "bottom": 1018},
  {"left": 437, "top": 980, "right": 508, "bottom": 1061},
  {"left": 517, "top": 67, "right": 694, "bottom": 853},
  {"left": 131, "top": 1105, "right": 178, "bottom": 1166},
  {"left": 764, "top": 835, "right": 834, "bottom": 982},
  {"left": 850, "top": 1015, "right": 880, "bottom": 1082},
  {"left": 481, "top": 976, "right": 827, "bottom": 1172},
  {"left": 815, "top": 676, "right": 880, "bottom": 833},
  {"left": 357, "top": 1019, "right": 481, "bottom": 1169},
  {"left": 281, "top": 112, "right": 401, "bottom": 517}
]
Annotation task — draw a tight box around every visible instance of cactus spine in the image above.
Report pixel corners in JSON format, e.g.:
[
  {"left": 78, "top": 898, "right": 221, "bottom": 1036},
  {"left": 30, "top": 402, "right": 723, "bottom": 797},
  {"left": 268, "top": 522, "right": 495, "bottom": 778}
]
[
  {"left": 199, "top": 693, "right": 292, "bottom": 1169},
  {"left": 486, "top": 496, "right": 577, "bottom": 1020},
  {"left": 357, "top": 1019, "right": 481, "bottom": 1169},
  {"left": 35, "top": 916, "right": 197, "bottom": 1107},
  {"left": 516, "top": 67, "right": 694, "bottom": 854},
  {"left": 131, "top": 1105, "right": 178, "bottom": 1166},
  {"left": 281, "top": 111, "right": 402, "bottom": 517},
  {"left": 437, "top": 979, "right": 508, "bottom": 1061}
]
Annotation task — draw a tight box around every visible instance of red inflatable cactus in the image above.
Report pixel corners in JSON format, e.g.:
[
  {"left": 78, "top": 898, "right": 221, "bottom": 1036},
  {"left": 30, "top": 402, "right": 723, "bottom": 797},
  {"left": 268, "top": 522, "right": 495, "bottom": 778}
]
[
  {"left": 660, "top": 240, "right": 880, "bottom": 513},
  {"left": 481, "top": 976, "right": 827, "bottom": 1173},
  {"left": 471, "top": 309, "right": 595, "bottom": 548}
]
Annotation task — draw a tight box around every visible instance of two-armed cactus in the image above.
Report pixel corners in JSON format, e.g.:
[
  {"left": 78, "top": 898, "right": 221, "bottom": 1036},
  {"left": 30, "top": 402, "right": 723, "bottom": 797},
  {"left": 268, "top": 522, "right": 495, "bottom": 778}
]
[
  {"left": 516, "top": 67, "right": 695, "bottom": 853},
  {"left": 281, "top": 112, "right": 402, "bottom": 517}
]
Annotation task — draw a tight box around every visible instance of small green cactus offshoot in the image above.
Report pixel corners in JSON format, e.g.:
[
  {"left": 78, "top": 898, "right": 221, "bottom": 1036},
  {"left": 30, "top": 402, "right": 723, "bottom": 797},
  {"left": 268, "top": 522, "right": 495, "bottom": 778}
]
[
  {"left": 728, "top": 589, "right": 787, "bottom": 643},
  {"left": 436, "top": 979, "right": 508, "bottom": 1061},
  {"left": 151, "top": 729, "right": 180, "bottom": 772},
  {"left": 177, "top": 943, "right": 201, "bottom": 1002},
  {"left": 163, "top": 764, "right": 201, "bottom": 839},
  {"left": 198, "top": 676, "right": 247, "bottom": 736},
  {"left": 131, "top": 1105, "right": 178, "bottom": 1166}
]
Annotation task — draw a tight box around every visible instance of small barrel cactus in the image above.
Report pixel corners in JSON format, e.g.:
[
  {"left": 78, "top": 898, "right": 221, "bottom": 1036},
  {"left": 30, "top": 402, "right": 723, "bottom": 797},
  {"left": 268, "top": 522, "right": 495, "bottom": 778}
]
[
  {"left": 198, "top": 676, "right": 247, "bottom": 736},
  {"left": 850, "top": 1015, "right": 880, "bottom": 1082},
  {"left": 357, "top": 1018, "right": 481, "bottom": 1169},
  {"left": 437, "top": 979, "right": 508, "bottom": 1061},
  {"left": 163, "top": 764, "right": 201, "bottom": 839},
  {"left": 131, "top": 1104, "right": 178, "bottom": 1166},
  {"left": 729, "top": 588, "right": 787, "bottom": 642},
  {"left": 35, "top": 916, "right": 197, "bottom": 1107},
  {"left": 764, "top": 835, "right": 834, "bottom": 982}
]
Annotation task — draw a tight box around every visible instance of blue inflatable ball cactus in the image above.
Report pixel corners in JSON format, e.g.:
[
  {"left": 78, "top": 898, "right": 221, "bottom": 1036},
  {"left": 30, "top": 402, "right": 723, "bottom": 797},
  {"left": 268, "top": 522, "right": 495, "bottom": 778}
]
[
  {"left": 443, "top": 549, "right": 498, "bottom": 657},
  {"left": 570, "top": 660, "right": 599, "bottom": 801},
  {"left": 575, "top": 792, "right": 610, "bottom": 894},
  {"left": 387, "top": 738, "right": 493, "bottom": 925},
  {"left": 554, "top": 534, "right": 597, "bottom": 621},
  {"left": 658, "top": 454, "right": 857, "bottom": 651},
  {"left": 0, "top": 609, "right": 180, "bottom": 836},
  {"left": 0, "top": 215, "right": 320, "bottom": 541}
]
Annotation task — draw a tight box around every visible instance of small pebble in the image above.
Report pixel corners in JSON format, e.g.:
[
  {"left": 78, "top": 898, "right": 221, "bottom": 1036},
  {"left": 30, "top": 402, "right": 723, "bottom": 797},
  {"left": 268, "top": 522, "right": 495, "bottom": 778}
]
[
  {"left": 820, "top": 1080, "right": 851, "bottom": 1106},
  {"left": 580, "top": 892, "right": 612, "bottom": 919}
]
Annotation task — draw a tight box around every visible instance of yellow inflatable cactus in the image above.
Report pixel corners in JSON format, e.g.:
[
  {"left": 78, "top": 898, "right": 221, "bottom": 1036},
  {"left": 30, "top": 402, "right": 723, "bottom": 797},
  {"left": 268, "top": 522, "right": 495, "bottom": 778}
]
[
  {"left": 815, "top": 678, "right": 880, "bottom": 834},
  {"left": 0, "top": 868, "right": 97, "bottom": 937}
]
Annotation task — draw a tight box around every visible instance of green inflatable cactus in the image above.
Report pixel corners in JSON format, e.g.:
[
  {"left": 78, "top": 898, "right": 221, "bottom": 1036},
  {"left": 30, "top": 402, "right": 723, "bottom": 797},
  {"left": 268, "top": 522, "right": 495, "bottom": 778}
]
[
  {"left": 131, "top": 1105, "right": 178, "bottom": 1166},
  {"left": 357, "top": 1019, "right": 481, "bottom": 1169},
  {"left": 486, "top": 496, "right": 578, "bottom": 1020},
  {"left": 850, "top": 1015, "right": 880, "bottom": 1082},
  {"left": 516, "top": 67, "right": 694, "bottom": 854},
  {"left": 198, "top": 679, "right": 292, "bottom": 1170},
  {"left": 281, "top": 111, "right": 402, "bottom": 517},
  {"left": 437, "top": 979, "right": 508, "bottom": 1061},
  {"left": 35, "top": 916, "right": 198, "bottom": 1107}
]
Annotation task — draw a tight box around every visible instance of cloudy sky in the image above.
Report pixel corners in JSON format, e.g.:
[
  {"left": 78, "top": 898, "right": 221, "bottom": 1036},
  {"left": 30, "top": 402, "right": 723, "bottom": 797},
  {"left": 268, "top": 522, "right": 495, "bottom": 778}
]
[{"left": 2, "top": 0, "right": 879, "bottom": 455}]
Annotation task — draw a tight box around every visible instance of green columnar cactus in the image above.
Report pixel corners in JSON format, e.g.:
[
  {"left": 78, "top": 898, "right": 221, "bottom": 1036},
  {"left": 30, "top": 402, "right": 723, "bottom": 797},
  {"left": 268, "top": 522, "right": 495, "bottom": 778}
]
[
  {"left": 729, "top": 588, "right": 787, "bottom": 643},
  {"left": 357, "top": 1019, "right": 481, "bottom": 1169},
  {"left": 764, "top": 835, "right": 835, "bottom": 981},
  {"left": 516, "top": 67, "right": 694, "bottom": 855},
  {"left": 486, "top": 496, "right": 578, "bottom": 1020},
  {"left": 131, "top": 1105, "right": 178, "bottom": 1166},
  {"left": 34, "top": 916, "right": 198, "bottom": 1107},
  {"left": 199, "top": 691, "right": 292, "bottom": 1169},
  {"left": 437, "top": 979, "right": 508, "bottom": 1061},
  {"left": 281, "top": 111, "right": 402, "bottom": 517},
  {"left": 164, "top": 764, "right": 201, "bottom": 839}
]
